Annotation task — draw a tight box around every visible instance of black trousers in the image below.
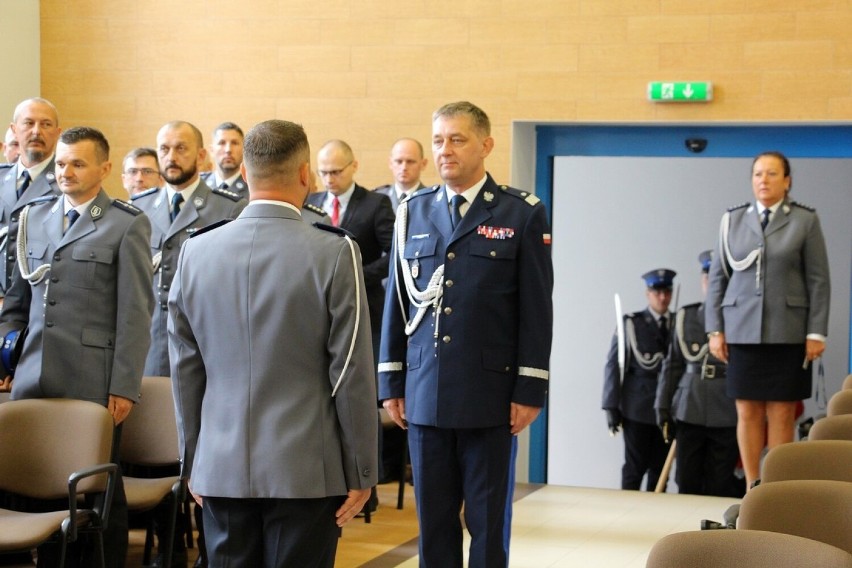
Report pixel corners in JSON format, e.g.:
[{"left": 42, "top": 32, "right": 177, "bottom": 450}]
[
  {"left": 202, "top": 496, "right": 342, "bottom": 568},
  {"left": 621, "top": 417, "right": 668, "bottom": 491},
  {"left": 675, "top": 421, "right": 744, "bottom": 497}
]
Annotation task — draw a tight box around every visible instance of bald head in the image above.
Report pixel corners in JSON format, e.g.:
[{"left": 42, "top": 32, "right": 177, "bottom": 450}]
[
  {"left": 10, "top": 98, "right": 61, "bottom": 166},
  {"left": 389, "top": 138, "right": 427, "bottom": 190},
  {"left": 317, "top": 139, "right": 358, "bottom": 195}
]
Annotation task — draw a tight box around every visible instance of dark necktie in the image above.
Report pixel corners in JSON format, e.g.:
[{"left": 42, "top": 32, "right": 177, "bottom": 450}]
[
  {"left": 65, "top": 209, "right": 80, "bottom": 234},
  {"left": 761, "top": 208, "right": 770, "bottom": 231},
  {"left": 450, "top": 194, "right": 465, "bottom": 229},
  {"left": 17, "top": 170, "right": 32, "bottom": 200},
  {"left": 171, "top": 193, "right": 184, "bottom": 222},
  {"left": 659, "top": 316, "right": 669, "bottom": 343},
  {"left": 331, "top": 196, "right": 340, "bottom": 227}
]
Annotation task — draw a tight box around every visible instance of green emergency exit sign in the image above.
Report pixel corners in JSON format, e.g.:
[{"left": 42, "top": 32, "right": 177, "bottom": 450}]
[{"left": 647, "top": 82, "right": 713, "bottom": 102}]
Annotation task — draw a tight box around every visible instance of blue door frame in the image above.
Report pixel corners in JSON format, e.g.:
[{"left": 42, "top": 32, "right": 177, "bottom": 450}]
[{"left": 528, "top": 123, "right": 852, "bottom": 483}]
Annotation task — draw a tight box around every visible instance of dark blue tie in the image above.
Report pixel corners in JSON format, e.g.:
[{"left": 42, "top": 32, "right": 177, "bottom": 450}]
[
  {"left": 761, "top": 209, "right": 770, "bottom": 231},
  {"left": 450, "top": 194, "right": 465, "bottom": 229},
  {"left": 65, "top": 209, "right": 80, "bottom": 234},
  {"left": 171, "top": 193, "right": 184, "bottom": 222},
  {"left": 17, "top": 170, "right": 31, "bottom": 200}
]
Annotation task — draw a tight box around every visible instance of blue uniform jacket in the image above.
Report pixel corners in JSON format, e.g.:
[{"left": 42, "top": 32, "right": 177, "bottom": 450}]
[{"left": 378, "top": 175, "right": 553, "bottom": 429}]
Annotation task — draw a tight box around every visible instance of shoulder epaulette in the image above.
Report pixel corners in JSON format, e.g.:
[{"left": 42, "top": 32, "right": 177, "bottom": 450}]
[
  {"left": 211, "top": 187, "right": 242, "bottom": 202},
  {"left": 373, "top": 184, "right": 391, "bottom": 192},
  {"left": 727, "top": 202, "right": 749, "bottom": 212},
  {"left": 410, "top": 184, "right": 440, "bottom": 200},
  {"left": 313, "top": 222, "right": 355, "bottom": 239},
  {"left": 790, "top": 200, "right": 815, "bottom": 212},
  {"left": 303, "top": 202, "right": 326, "bottom": 216},
  {"left": 27, "top": 194, "right": 59, "bottom": 207},
  {"left": 189, "top": 218, "right": 232, "bottom": 238},
  {"left": 130, "top": 187, "right": 159, "bottom": 200},
  {"left": 679, "top": 302, "right": 702, "bottom": 312},
  {"left": 111, "top": 199, "right": 142, "bottom": 216},
  {"left": 0, "top": 163, "right": 13, "bottom": 170},
  {"left": 499, "top": 185, "right": 540, "bottom": 206}
]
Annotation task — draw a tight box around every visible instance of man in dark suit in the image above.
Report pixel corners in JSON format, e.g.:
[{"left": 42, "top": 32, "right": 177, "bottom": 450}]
[
  {"left": 0, "top": 126, "right": 154, "bottom": 567},
  {"left": 307, "top": 139, "right": 394, "bottom": 514},
  {"left": 168, "top": 119, "right": 377, "bottom": 567},
  {"left": 374, "top": 138, "right": 428, "bottom": 211},
  {"left": 379, "top": 101, "right": 553, "bottom": 568},
  {"left": 200, "top": 122, "right": 248, "bottom": 197},
  {"left": 308, "top": 139, "right": 395, "bottom": 334},
  {"left": 603, "top": 268, "right": 676, "bottom": 491},
  {"left": 0, "top": 98, "right": 62, "bottom": 297}
]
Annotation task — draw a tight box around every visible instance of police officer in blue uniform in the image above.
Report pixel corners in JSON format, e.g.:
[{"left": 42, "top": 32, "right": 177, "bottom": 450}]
[
  {"left": 603, "top": 268, "right": 676, "bottom": 491},
  {"left": 378, "top": 101, "right": 553, "bottom": 568},
  {"left": 655, "top": 252, "right": 743, "bottom": 497}
]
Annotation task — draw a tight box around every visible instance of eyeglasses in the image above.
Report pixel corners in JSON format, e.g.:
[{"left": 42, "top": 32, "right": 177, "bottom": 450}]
[
  {"left": 318, "top": 161, "right": 353, "bottom": 178},
  {"left": 124, "top": 168, "right": 159, "bottom": 176}
]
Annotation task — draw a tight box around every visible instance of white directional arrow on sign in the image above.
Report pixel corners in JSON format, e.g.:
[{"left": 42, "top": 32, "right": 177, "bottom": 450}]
[{"left": 682, "top": 84, "right": 694, "bottom": 98}]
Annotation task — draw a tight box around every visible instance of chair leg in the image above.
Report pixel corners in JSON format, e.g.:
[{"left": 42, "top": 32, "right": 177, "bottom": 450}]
[
  {"left": 160, "top": 490, "right": 179, "bottom": 568},
  {"left": 397, "top": 434, "right": 408, "bottom": 510},
  {"left": 143, "top": 514, "right": 155, "bottom": 565},
  {"left": 183, "top": 494, "right": 194, "bottom": 549}
]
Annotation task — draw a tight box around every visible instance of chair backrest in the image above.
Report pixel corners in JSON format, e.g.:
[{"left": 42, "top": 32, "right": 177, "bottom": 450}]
[
  {"left": 829, "top": 389, "right": 852, "bottom": 416},
  {"left": 0, "top": 398, "right": 114, "bottom": 499},
  {"left": 761, "top": 440, "right": 852, "bottom": 484},
  {"left": 842, "top": 374, "right": 852, "bottom": 390},
  {"left": 809, "top": 415, "right": 852, "bottom": 442},
  {"left": 646, "top": 529, "right": 852, "bottom": 568},
  {"left": 119, "top": 376, "right": 180, "bottom": 466},
  {"left": 738, "top": 480, "right": 852, "bottom": 554}
]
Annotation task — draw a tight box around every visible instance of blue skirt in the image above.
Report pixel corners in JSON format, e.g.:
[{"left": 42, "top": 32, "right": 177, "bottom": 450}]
[{"left": 726, "top": 344, "right": 812, "bottom": 401}]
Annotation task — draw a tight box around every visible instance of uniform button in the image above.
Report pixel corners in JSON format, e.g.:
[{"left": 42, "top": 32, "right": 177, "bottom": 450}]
[
  {"left": 162, "top": 284, "right": 169, "bottom": 291},
  {"left": 53, "top": 254, "right": 61, "bottom": 261},
  {"left": 6, "top": 255, "right": 13, "bottom": 261},
  {"left": 165, "top": 243, "right": 173, "bottom": 249},
  {"left": 8, "top": 234, "right": 15, "bottom": 242},
  {"left": 89, "top": 252, "right": 96, "bottom": 259},
  {"left": 490, "top": 250, "right": 496, "bottom": 257},
  {"left": 161, "top": 305, "right": 168, "bottom": 311},
  {"left": 504, "top": 366, "right": 511, "bottom": 372},
  {"left": 50, "top": 277, "right": 58, "bottom": 283},
  {"left": 46, "top": 321, "right": 54, "bottom": 327},
  {"left": 447, "top": 252, "right": 455, "bottom": 260},
  {"left": 445, "top": 280, "right": 453, "bottom": 287},
  {"left": 48, "top": 299, "right": 56, "bottom": 305},
  {"left": 442, "top": 335, "right": 451, "bottom": 343},
  {"left": 362, "top": 467, "right": 371, "bottom": 476},
  {"left": 414, "top": 251, "right": 420, "bottom": 257},
  {"left": 443, "top": 307, "right": 452, "bottom": 315},
  {"left": 163, "top": 264, "right": 170, "bottom": 271}
]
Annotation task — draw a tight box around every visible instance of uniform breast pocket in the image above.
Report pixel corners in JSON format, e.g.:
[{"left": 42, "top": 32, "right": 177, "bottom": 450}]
[
  {"left": 25, "top": 241, "right": 49, "bottom": 274},
  {"left": 403, "top": 237, "right": 438, "bottom": 285},
  {"left": 469, "top": 238, "right": 518, "bottom": 287},
  {"left": 70, "top": 244, "right": 115, "bottom": 289}
]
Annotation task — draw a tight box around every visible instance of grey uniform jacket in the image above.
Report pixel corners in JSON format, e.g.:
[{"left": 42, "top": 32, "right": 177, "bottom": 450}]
[
  {"left": 706, "top": 200, "right": 830, "bottom": 344},
  {"left": 374, "top": 183, "right": 425, "bottom": 212},
  {"left": 200, "top": 171, "right": 248, "bottom": 199},
  {"left": 168, "top": 203, "right": 378, "bottom": 499},
  {"left": 655, "top": 303, "right": 737, "bottom": 428},
  {"left": 0, "top": 161, "right": 61, "bottom": 294},
  {"left": 0, "top": 190, "right": 154, "bottom": 404},
  {"left": 132, "top": 182, "right": 246, "bottom": 376}
]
